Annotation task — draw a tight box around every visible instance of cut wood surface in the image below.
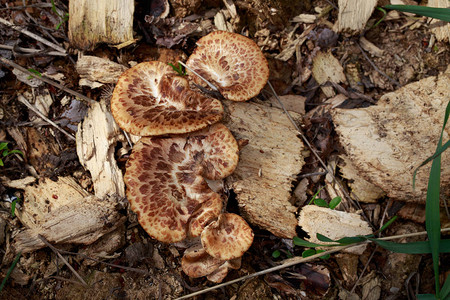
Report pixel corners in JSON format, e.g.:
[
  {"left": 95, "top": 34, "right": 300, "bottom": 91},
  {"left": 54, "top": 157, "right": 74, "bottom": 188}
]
[
  {"left": 332, "top": 68, "right": 450, "bottom": 202},
  {"left": 9, "top": 177, "right": 123, "bottom": 258},
  {"left": 68, "top": 0, "right": 134, "bottom": 49},
  {"left": 428, "top": 0, "right": 450, "bottom": 42},
  {"left": 76, "top": 99, "right": 126, "bottom": 200},
  {"left": 224, "top": 101, "right": 305, "bottom": 238},
  {"left": 335, "top": 0, "right": 378, "bottom": 32},
  {"left": 298, "top": 205, "right": 372, "bottom": 255},
  {"left": 76, "top": 55, "right": 128, "bottom": 85}
]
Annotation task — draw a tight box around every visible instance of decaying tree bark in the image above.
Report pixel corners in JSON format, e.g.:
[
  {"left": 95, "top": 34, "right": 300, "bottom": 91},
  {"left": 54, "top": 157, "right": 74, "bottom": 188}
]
[
  {"left": 334, "top": 0, "right": 377, "bottom": 33},
  {"left": 225, "top": 101, "right": 305, "bottom": 238},
  {"left": 428, "top": 0, "right": 450, "bottom": 42},
  {"left": 332, "top": 68, "right": 450, "bottom": 203},
  {"left": 68, "top": 0, "right": 134, "bottom": 50},
  {"left": 6, "top": 177, "right": 124, "bottom": 261}
]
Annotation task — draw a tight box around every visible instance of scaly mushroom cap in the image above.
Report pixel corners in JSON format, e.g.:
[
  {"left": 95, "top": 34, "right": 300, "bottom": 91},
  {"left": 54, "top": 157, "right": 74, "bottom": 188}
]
[
  {"left": 125, "top": 124, "right": 239, "bottom": 243},
  {"left": 201, "top": 213, "right": 254, "bottom": 261},
  {"left": 186, "top": 31, "right": 269, "bottom": 102},
  {"left": 111, "top": 61, "right": 223, "bottom": 136}
]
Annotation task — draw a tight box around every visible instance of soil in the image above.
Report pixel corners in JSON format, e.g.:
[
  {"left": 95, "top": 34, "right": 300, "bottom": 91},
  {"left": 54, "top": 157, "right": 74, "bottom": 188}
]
[{"left": 0, "top": 0, "right": 449, "bottom": 299}]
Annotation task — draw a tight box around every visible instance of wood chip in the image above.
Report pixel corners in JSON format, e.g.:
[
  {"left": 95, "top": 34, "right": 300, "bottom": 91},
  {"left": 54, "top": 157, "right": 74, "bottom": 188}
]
[
  {"left": 10, "top": 177, "right": 123, "bottom": 257},
  {"left": 76, "top": 55, "right": 128, "bottom": 84},
  {"left": 298, "top": 205, "right": 372, "bottom": 255},
  {"left": 225, "top": 101, "right": 305, "bottom": 238},
  {"left": 429, "top": 0, "right": 450, "bottom": 42},
  {"left": 68, "top": 0, "right": 134, "bottom": 49},
  {"left": 312, "top": 51, "right": 347, "bottom": 98},
  {"left": 331, "top": 68, "right": 450, "bottom": 202},
  {"left": 76, "top": 99, "right": 126, "bottom": 200},
  {"left": 268, "top": 94, "right": 306, "bottom": 115},
  {"left": 334, "top": 0, "right": 377, "bottom": 32},
  {"left": 359, "top": 37, "right": 384, "bottom": 58}
]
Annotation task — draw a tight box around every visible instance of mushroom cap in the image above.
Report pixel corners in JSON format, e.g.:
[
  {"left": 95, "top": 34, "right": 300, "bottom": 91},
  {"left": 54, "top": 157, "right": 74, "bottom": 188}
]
[
  {"left": 181, "top": 244, "right": 241, "bottom": 282},
  {"left": 201, "top": 213, "right": 254, "bottom": 261},
  {"left": 186, "top": 31, "right": 269, "bottom": 102},
  {"left": 111, "top": 61, "right": 223, "bottom": 136},
  {"left": 125, "top": 123, "right": 239, "bottom": 243}
]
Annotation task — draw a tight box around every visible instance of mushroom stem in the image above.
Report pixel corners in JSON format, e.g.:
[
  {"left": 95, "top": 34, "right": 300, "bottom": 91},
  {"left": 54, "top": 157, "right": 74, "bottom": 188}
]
[{"left": 178, "top": 60, "right": 219, "bottom": 92}]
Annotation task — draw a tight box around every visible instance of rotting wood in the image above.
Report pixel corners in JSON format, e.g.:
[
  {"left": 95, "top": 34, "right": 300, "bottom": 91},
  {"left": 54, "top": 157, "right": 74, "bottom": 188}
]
[
  {"left": 224, "top": 101, "right": 305, "bottom": 239},
  {"left": 334, "top": 0, "right": 377, "bottom": 33},
  {"left": 6, "top": 177, "right": 124, "bottom": 261},
  {"left": 428, "top": 0, "right": 450, "bottom": 42},
  {"left": 331, "top": 68, "right": 450, "bottom": 203},
  {"left": 298, "top": 205, "right": 372, "bottom": 255},
  {"left": 312, "top": 51, "right": 347, "bottom": 98},
  {"left": 76, "top": 99, "right": 126, "bottom": 200},
  {"left": 68, "top": 0, "right": 134, "bottom": 50},
  {"left": 75, "top": 55, "right": 128, "bottom": 86}
]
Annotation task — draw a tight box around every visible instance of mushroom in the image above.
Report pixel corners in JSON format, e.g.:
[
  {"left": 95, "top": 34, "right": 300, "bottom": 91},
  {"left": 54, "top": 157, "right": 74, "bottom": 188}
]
[
  {"left": 186, "top": 31, "right": 270, "bottom": 102},
  {"left": 124, "top": 123, "right": 239, "bottom": 243},
  {"left": 110, "top": 61, "right": 223, "bottom": 136},
  {"left": 181, "top": 243, "right": 241, "bottom": 283},
  {"left": 201, "top": 213, "right": 254, "bottom": 261}
]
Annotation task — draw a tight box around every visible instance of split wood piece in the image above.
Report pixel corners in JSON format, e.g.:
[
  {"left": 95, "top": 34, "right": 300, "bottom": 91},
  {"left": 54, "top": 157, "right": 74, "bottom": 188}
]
[
  {"left": 312, "top": 51, "right": 347, "bottom": 98},
  {"left": 8, "top": 177, "right": 123, "bottom": 258},
  {"left": 334, "top": 0, "right": 378, "bottom": 33},
  {"left": 331, "top": 68, "right": 450, "bottom": 202},
  {"left": 428, "top": 0, "right": 450, "bottom": 42},
  {"left": 224, "top": 101, "right": 305, "bottom": 238},
  {"left": 298, "top": 205, "right": 372, "bottom": 255},
  {"left": 75, "top": 55, "right": 128, "bottom": 87},
  {"left": 338, "top": 155, "right": 385, "bottom": 203},
  {"left": 68, "top": 0, "right": 134, "bottom": 50},
  {"left": 76, "top": 99, "right": 126, "bottom": 200}
]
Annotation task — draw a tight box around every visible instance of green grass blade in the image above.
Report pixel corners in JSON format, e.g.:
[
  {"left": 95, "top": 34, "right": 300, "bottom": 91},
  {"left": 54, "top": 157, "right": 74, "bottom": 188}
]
[
  {"left": 0, "top": 252, "right": 21, "bottom": 292},
  {"left": 413, "top": 139, "right": 450, "bottom": 188},
  {"left": 293, "top": 236, "right": 339, "bottom": 248},
  {"left": 316, "top": 233, "right": 335, "bottom": 242},
  {"left": 383, "top": 5, "right": 450, "bottom": 22},
  {"left": 416, "top": 294, "right": 438, "bottom": 300},
  {"left": 441, "top": 274, "right": 450, "bottom": 300}
]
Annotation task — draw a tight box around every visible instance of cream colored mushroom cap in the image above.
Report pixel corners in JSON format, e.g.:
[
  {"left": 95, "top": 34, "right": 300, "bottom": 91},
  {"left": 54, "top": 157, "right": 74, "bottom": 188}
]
[
  {"left": 111, "top": 61, "right": 223, "bottom": 136},
  {"left": 186, "top": 31, "right": 269, "bottom": 102}
]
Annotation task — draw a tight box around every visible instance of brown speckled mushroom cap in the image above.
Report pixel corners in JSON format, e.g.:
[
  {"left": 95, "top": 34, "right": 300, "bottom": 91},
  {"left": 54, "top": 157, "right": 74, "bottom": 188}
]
[
  {"left": 111, "top": 61, "right": 223, "bottom": 136},
  {"left": 201, "top": 213, "right": 254, "bottom": 261},
  {"left": 186, "top": 31, "right": 269, "bottom": 102},
  {"left": 124, "top": 123, "right": 239, "bottom": 243}
]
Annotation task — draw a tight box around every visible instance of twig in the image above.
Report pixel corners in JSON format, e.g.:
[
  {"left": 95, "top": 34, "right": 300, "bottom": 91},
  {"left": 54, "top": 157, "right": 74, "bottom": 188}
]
[
  {"left": 176, "top": 227, "right": 450, "bottom": 299},
  {"left": 0, "top": 16, "right": 66, "bottom": 54},
  {"left": 0, "top": 44, "right": 66, "bottom": 56},
  {"left": 177, "top": 61, "right": 219, "bottom": 92},
  {"left": 38, "top": 235, "right": 88, "bottom": 286},
  {"left": 356, "top": 41, "right": 401, "bottom": 87},
  {"left": 17, "top": 95, "right": 76, "bottom": 141},
  {"left": 0, "top": 56, "right": 96, "bottom": 105}
]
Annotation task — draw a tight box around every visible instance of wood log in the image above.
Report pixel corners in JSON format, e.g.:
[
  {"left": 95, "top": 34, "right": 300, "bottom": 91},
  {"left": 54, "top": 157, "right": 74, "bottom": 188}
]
[
  {"left": 224, "top": 101, "right": 305, "bottom": 238},
  {"left": 68, "top": 0, "right": 134, "bottom": 50},
  {"left": 331, "top": 68, "right": 450, "bottom": 202}
]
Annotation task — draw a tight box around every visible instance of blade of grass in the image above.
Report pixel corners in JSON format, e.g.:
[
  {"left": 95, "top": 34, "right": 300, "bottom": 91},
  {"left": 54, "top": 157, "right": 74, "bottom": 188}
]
[
  {"left": 0, "top": 252, "right": 21, "bottom": 292},
  {"left": 383, "top": 5, "right": 450, "bottom": 22},
  {"left": 441, "top": 275, "right": 450, "bottom": 300},
  {"left": 416, "top": 294, "right": 438, "bottom": 300}
]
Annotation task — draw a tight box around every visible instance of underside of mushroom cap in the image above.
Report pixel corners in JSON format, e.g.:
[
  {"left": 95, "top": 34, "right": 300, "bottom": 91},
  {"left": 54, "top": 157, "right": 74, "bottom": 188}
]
[
  {"left": 111, "top": 61, "right": 224, "bottom": 136},
  {"left": 125, "top": 124, "right": 239, "bottom": 243},
  {"left": 186, "top": 31, "right": 269, "bottom": 102},
  {"left": 181, "top": 244, "right": 241, "bottom": 283},
  {"left": 201, "top": 213, "right": 254, "bottom": 261}
]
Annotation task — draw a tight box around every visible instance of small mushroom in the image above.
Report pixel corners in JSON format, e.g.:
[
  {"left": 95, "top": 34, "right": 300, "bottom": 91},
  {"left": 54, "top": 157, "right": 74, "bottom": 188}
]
[
  {"left": 124, "top": 124, "right": 239, "bottom": 243},
  {"left": 111, "top": 61, "right": 223, "bottom": 136},
  {"left": 201, "top": 213, "right": 254, "bottom": 261},
  {"left": 186, "top": 31, "right": 270, "bottom": 102},
  {"left": 181, "top": 244, "right": 241, "bottom": 283}
]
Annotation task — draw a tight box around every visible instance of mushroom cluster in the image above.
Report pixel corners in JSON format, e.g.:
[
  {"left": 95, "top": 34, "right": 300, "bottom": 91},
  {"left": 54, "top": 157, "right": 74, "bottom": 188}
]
[{"left": 111, "top": 31, "right": 269, "bottom": 282}]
